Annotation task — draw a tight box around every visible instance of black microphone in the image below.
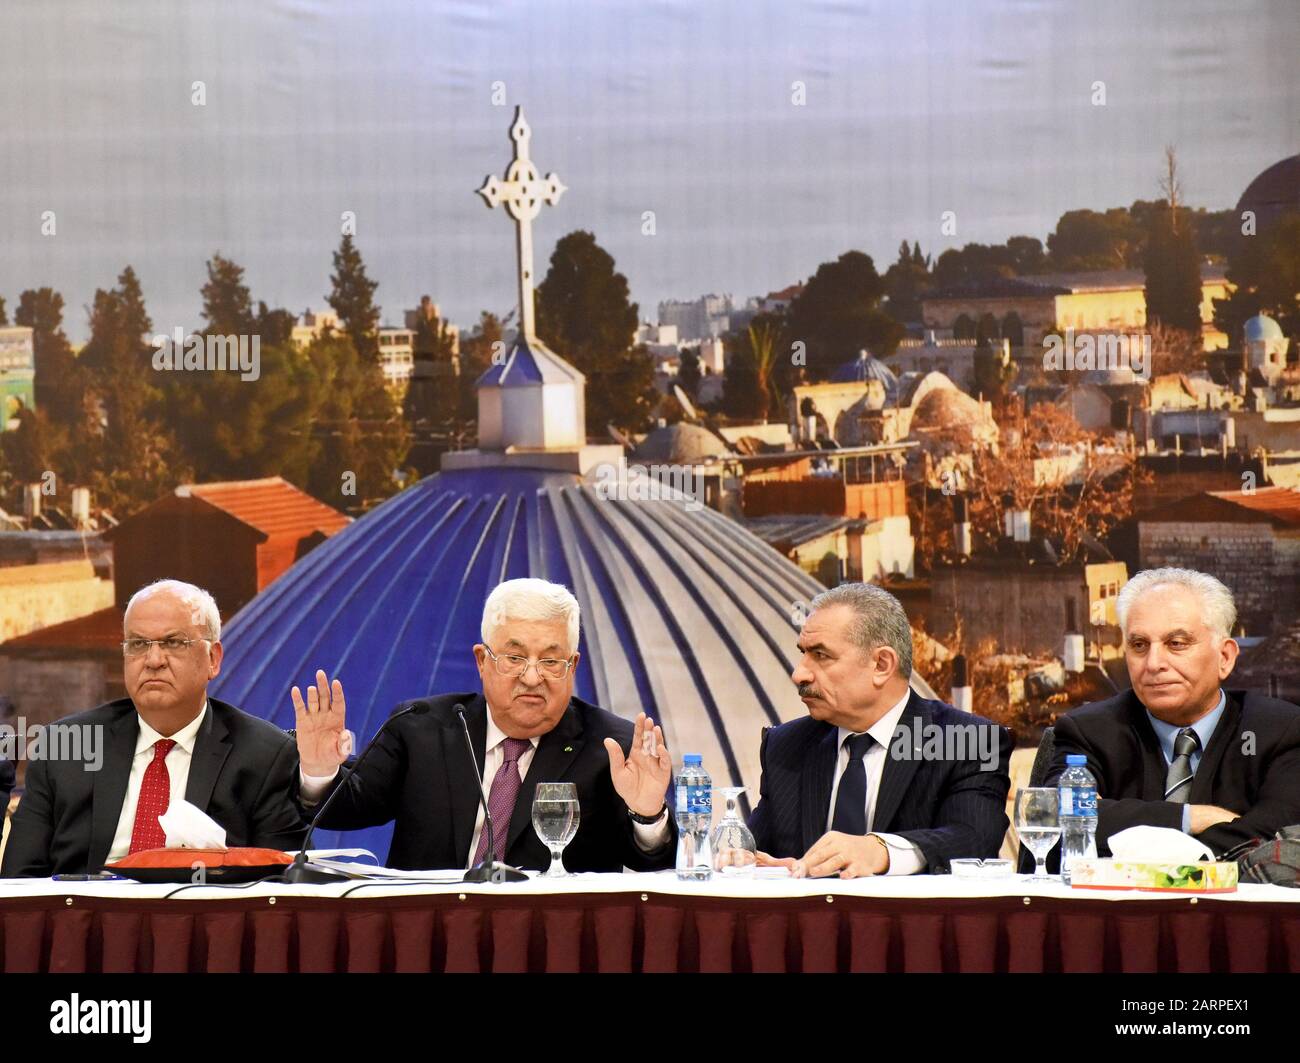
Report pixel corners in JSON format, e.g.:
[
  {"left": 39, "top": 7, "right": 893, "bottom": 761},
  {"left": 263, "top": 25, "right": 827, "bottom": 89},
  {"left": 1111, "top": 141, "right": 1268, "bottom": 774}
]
[
  {"left": 457, "top": 702, "right": 528, "bottom": 884},
  {"left": 281, "top": 700, "right": 430, "bottom": 884}
]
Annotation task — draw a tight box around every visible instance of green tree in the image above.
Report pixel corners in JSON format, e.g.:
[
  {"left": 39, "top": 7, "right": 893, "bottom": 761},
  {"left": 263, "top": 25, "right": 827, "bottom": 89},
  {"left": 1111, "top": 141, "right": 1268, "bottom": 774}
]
[
  {"left": 971, "top": 334, "right": 1016, "bottom": 406},
  {"left": 458, "top": 311, "right": 503, "bottom": 425},
  {"left": 676, "top": 348, "right": 701, "bottom": 400},
  {"left": 304, "top": 333, "right": 410, "bottom": 510},
  {"left": 535, "top": 230, "right": 655, "bottom": 432},
  {"left": 785, "top": 250, "right": 904, "bottom": 378},
  {"left": 327, "top": 235, "right": 381, "bottom": 364},
  {"left": 883, "top": 240, "right": 931, "bottom": 323},
  {"left": 1214, "top": 213, "right": 1300, "bottom": 341},
  {"left": 79, "top": 268, "right": 180, "bottom": 512},
  {"left": 1143, "top": 152, "right": 1203, "bottom": 335},
  {"left": 200, "top": 255, "right": 256, "bottom": 336},
  {"left": 15, "top": 288, "right": 82, "bottom": 424},
  {"left": 723, "top": 320, "right": 782, "bottom": 420}
]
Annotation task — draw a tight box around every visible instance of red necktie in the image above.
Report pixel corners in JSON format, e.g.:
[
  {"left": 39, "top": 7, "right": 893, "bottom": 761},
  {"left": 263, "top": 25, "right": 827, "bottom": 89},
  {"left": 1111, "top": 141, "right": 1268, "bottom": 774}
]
[{"left": 128, "top": 739, "right": 177, "bottom": 854}]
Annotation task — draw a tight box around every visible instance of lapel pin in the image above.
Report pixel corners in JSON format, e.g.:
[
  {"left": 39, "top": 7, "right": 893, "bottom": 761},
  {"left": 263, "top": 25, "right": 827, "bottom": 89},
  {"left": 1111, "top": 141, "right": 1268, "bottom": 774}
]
[{"left": 564, "top": 745, "right": 573, "bottom": 753}]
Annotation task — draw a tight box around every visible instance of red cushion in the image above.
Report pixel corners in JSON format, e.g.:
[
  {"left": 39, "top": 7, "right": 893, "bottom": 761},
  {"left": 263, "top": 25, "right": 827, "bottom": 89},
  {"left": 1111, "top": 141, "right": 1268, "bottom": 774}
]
[{"left": 106, "top": 847, "right": 292, "bottom": 870}]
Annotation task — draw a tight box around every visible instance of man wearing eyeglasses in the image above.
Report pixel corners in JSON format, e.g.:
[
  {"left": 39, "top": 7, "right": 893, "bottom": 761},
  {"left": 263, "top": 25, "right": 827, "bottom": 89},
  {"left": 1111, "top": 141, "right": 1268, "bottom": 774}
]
[
  {"left": 293, "top": 578, "right": 676, "bottom": 873},
  {"left": 1, "top": 579, "right": 305, "bottom": 877}
]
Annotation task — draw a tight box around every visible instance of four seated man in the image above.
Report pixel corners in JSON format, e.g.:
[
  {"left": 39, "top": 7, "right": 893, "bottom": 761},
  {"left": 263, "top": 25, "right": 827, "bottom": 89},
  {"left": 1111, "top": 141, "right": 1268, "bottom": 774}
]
[{"left": 2, "top": 568, "right": 1297, "bottom": 877}]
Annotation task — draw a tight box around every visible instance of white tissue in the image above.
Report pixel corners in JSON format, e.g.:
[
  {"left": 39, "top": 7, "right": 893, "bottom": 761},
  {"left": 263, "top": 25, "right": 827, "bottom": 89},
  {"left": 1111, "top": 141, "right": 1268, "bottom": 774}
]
[
  {"left": 1107, "top": 825, "right": 1213, "bottom": 863},
  {"left": 158, "top": 798, "right": 228, "bottom": 849}
]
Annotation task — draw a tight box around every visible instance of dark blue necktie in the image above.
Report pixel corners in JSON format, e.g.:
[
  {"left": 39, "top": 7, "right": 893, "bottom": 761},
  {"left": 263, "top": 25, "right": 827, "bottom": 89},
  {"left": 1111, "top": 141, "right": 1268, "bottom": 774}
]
[{"left": 831, "top": 733, "right": 875, "bottom": 835}]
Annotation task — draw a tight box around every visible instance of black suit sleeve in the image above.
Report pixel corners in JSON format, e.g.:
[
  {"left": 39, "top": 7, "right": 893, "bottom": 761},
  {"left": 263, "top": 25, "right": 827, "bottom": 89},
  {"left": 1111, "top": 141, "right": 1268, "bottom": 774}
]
[
  {"left": 1, "top": 756, "right": 54, "bottom": 878},
  {"left": 1049, "top": 712, "right": 1181, "bottom": 857},
  {"left": 1197, "top": 715, "right": 1300, "bottom": 856},
  {"left": 309, "top": 721, "right": 407, "bottom": 832},
  {"left": 247, "top": 737, "right": 310, "bottom": 852},
  {"left": 609, "top": 732, "right": 677, "bottom": 872},
  {"left": 747, "top": 727, "right": 773, "bottom": 854},
  {"left": 891, "top": 723, "right": 1013, "bottom": 871}
]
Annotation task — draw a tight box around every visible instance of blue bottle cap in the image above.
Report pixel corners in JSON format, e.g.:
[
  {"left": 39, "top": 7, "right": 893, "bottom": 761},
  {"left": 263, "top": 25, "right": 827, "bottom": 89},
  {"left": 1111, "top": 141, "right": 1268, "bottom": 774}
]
[
  {"left": 682, "top": 754, "right": 702, "bottom": 765},
  {"left": 1065, "top": 754, "right": 1087, "bottom": 765}
]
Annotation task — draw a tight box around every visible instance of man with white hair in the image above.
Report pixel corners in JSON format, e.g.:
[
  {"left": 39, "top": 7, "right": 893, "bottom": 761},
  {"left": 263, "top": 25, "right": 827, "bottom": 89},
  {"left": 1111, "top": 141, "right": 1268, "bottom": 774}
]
[
  {"left": 1043, "top": 566, "right": 1300, "bottom": 861},
  {"left": 2, "top": 580, "right": 306, "bottom": 877},
  {"left": 292, "top": 577, "right": 676, "bottom": 873}
]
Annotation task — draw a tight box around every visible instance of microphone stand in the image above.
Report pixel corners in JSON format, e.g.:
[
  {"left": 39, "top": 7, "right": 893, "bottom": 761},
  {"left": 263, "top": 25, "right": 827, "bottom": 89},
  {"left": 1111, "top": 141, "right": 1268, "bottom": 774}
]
[
  {"left": 457, "top": 703, "right": 528, "bottom": 883},
  {"left": 281, "top": 701, "right": 428, "bottom": 885}
]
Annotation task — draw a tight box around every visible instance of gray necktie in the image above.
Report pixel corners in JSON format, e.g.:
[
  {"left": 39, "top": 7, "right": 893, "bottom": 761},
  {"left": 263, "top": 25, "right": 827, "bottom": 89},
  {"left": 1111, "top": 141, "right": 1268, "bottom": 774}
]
[{"left": 1164, "top": 728, "right": 1200, "bottom": 804}]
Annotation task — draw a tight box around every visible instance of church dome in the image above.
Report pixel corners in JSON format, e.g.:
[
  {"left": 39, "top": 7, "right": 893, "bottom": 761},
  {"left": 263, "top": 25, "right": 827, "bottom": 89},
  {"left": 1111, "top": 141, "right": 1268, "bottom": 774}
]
[
  {"left": 211, "top": 463, "right": 823, "bottom": 853},
  {"left": 1236, "top": 155, "right": 1300, "bottom": 236},
  {"left": 831, "top": 349, "right": 899, "bottom": 393},
  {"left": 1245, "top": 313, "right": 1285, "bottom": 343}
]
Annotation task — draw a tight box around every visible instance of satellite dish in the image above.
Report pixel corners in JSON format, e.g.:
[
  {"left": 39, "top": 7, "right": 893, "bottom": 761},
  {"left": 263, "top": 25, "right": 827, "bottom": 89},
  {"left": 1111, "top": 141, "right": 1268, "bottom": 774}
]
[
  {"left": 673, "top": 385, "right": 699, "bottom": 422},
  {"left": 606, "top": 423, "right": 635, "bottom": 449}
]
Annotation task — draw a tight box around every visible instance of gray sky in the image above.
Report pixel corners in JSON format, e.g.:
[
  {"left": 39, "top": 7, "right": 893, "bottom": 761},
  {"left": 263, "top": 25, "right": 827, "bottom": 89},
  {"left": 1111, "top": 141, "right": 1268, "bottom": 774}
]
[{"left": 1, "top": 0, "right": 1296, "bottom": 342}]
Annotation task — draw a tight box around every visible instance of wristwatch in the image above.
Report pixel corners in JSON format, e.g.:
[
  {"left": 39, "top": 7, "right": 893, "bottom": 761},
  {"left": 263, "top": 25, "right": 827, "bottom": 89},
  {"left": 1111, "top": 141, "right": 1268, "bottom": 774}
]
[{"left": 627, "top": 803, "right": 668, "bottom": 824}]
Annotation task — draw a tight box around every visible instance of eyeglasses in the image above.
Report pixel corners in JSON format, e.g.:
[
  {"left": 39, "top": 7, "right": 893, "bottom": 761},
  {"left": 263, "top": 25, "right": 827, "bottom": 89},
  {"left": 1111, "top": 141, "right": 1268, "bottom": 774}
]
[
  {"left": 122, "top": 636, "right": 210, "bottom": 658},
  {"left": 482, "top": 645, "right": 574, "bottom": 680}
]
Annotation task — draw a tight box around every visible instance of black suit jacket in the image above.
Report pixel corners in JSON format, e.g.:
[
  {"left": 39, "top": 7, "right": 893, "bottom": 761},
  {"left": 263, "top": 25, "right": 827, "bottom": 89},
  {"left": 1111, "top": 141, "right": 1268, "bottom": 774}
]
[
  {"left": 0, "top": 758, "right": 13, "bottom": 811},
  {"left": 310, "top": 692, "right": 676, "bottom": 873},
  {"left": 1046, "top": 688, "right": 1300, "bottom": 861},
  {"left": 747, "top": 692, "right": 1012, "bottom": 872},
  {"left": 1, "top": 697, "right": 306, "bottom": 877}
]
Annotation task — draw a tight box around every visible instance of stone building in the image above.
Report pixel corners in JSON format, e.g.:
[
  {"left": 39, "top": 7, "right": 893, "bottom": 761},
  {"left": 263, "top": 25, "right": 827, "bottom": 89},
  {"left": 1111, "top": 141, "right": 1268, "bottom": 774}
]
[{"left": 1137, "top": 487, "right": 1300, "bottom": 636}]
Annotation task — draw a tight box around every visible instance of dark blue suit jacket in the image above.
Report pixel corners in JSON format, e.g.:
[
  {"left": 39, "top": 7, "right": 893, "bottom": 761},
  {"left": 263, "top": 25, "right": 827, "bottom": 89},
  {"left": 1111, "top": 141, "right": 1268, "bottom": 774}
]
[{"left": 747, "top": 692, "right": 1012, "bottom": 872}]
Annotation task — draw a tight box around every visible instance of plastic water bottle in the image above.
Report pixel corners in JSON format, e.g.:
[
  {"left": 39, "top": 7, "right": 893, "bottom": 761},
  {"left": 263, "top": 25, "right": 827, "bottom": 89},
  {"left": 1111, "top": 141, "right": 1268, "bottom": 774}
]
[
  {"left": 674, "top": 755, "right": 713, "bottom": 881},
  {"left": 1058, "top": 754, "right": 1098, "bottom": 885}
]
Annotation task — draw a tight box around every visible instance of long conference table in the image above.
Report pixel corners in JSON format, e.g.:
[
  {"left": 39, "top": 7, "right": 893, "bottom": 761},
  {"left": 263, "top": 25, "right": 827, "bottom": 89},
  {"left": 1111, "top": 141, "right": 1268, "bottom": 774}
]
[{"left": 2, "top": 872, "right": 1299, "bottom": 974}]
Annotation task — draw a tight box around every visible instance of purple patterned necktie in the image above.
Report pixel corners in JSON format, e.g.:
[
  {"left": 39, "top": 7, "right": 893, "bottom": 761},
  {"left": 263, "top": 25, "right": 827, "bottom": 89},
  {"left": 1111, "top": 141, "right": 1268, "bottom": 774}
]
[{"left": 472, "top": 736, "right": 533, "bottom": 865}]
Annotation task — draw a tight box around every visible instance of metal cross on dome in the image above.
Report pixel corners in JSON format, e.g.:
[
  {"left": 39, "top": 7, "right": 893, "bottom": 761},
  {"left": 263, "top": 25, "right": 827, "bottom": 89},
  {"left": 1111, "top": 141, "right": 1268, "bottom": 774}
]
[{"left": 476, "top": 106, "right": 566, "bottom": 343}]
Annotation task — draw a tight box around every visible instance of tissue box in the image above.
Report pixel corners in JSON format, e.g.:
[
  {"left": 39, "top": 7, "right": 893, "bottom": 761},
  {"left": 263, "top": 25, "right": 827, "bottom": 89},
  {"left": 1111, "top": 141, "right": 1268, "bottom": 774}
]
[{"left": 1069, "top": 858, "right": 1238, "bottom": 893}]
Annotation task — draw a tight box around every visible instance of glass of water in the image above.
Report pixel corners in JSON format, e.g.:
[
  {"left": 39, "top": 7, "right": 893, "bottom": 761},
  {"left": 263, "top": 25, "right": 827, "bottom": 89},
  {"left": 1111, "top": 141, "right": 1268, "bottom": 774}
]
[
  {"left": 1015, "top": 787, "right": 1061, "bottom": 880},
  {"left": 532, "top": 782, "right": 580, "bottom": 878}
]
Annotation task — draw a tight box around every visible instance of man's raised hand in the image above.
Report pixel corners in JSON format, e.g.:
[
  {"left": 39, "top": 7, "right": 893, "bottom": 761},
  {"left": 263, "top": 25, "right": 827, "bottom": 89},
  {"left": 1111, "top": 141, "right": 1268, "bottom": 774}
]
[{"left": 291, "top": 669, "right": 349, "bottom": 778}]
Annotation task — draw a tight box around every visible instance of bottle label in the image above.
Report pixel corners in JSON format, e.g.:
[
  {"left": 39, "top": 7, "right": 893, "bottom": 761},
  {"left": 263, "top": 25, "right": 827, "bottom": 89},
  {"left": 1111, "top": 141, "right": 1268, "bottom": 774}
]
[
  {"left": 1060, "top": 786, "right": 1098, "bottom": 817},
  {"left": 676, "top": 783, "right": 711, "bottom": 815}
]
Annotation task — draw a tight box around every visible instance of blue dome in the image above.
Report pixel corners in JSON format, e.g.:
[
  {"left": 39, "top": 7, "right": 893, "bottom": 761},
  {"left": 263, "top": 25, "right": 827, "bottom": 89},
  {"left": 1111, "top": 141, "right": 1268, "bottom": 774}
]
[
  {"left": 1244, "top": 314, "right": 1284, "bottom": 343},
  {"left": 211, "top": 463, "right": 825, "bottom": 854},
  {"left": 831, "top": 350, "right": 899, "bottom": 392}
]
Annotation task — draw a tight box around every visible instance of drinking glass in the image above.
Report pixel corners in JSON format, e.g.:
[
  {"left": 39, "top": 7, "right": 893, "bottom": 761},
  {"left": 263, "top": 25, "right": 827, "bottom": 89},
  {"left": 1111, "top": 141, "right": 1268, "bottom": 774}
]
[
  {"left": 1015, "top": 787, "right": 1061, "bottom": 880},
  {"left": 532, "top": 782, "right": 580, "bottom": 878},
  {"left": 711, "top": 786, "right": 757, "bottom": 874}
]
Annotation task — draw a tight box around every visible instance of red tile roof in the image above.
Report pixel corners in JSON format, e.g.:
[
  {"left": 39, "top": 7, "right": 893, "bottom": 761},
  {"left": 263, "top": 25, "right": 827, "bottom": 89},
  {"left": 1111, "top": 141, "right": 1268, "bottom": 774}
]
[
  {"left": 1207, "top": 486, "right": 1300, "bottom": 527},
  {"left": 180, "top": 478, "right": 350, "bottom": 539}
]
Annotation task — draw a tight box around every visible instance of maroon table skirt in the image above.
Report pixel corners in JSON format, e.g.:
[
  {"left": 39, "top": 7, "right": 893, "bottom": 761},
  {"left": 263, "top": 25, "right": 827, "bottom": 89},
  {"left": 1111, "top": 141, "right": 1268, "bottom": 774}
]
[{"left": 3, "top": 891, "right": 1299, "bottom": 973}]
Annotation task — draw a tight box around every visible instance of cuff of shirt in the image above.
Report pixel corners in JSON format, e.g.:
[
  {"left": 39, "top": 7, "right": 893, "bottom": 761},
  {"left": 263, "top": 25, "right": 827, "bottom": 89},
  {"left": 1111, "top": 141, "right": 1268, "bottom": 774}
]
[
  {"left": 1181, "top": 805, "right": 1191, "bottom": 833},
  {"left": 630, "top": 808, "right": 672, "bottom": 852},
  {"left": 873, "top": 833, "right": 926, "bottom": 876},
  {"left": 299, "top": 767, "right": 340, "bottom": 806}
]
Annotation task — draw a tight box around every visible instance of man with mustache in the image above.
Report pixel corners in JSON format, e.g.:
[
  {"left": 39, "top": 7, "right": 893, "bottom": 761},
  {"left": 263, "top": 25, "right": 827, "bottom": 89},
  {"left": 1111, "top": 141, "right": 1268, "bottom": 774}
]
[
  {"left": 293, "top": 578, "right": 675, "bottom": 873},
  {"left": 1042, "top": 567, "right": 1300, "bottom": 862},
  {"left": 748, "top": 582, "right": 1012, "bottom": 877}
]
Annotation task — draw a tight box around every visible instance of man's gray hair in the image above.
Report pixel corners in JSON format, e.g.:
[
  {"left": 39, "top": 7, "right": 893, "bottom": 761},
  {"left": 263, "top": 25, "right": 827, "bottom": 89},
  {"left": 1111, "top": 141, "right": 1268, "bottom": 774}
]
[
  {"left": 1115, "top": 567, "right": 1237, "bottom": 639},
  {"left": 124, "top": 579, "right": 222, "bottom": 640},
  {"left": 810, "top": 582, "right": 913, "bottom": 678},
  {"left": 481, "top": 578, "right": 581, "bottom": 654}
]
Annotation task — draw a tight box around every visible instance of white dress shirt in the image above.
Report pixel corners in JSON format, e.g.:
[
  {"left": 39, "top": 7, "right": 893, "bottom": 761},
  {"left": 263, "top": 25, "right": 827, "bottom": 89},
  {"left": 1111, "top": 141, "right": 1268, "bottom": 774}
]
[
  {"left": 300, "top": 705, "right": 670, "bottom": 868},
  {"left": 105, "top": 702, "right": 209, "bottom": 863},
  {"left": 824, "top": 689, "right": 926, "bottom": 876}
]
